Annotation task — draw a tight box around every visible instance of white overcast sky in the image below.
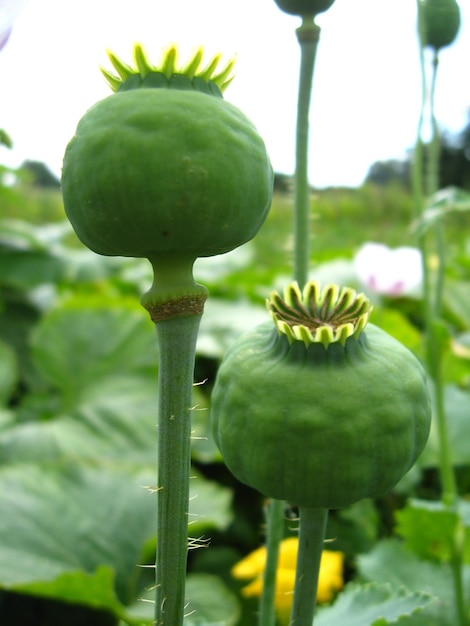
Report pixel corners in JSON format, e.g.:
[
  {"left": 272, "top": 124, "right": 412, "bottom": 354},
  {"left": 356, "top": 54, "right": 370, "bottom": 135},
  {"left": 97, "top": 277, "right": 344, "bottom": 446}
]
[{"left": 1, "top": 0, "right": 469, "bottom": 188}]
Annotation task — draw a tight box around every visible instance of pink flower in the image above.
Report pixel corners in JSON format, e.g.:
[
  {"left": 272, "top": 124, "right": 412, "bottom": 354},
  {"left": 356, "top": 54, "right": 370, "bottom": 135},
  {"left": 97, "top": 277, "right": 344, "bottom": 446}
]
[
  {"left": 354, "top": 242, "right": 422, "bottom": 297},
  {"left": 0, "top": 0, "right": 30, "bottom": 51}
]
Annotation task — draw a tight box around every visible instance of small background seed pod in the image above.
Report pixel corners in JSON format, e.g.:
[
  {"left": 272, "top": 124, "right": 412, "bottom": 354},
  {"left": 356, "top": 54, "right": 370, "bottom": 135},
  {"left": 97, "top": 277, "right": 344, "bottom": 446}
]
[
  {"left": 273, "top": 0, "right": 336, "bottom": 17},
  {"left": 420, "top": 0, "right": 461, "bottom": 50}
]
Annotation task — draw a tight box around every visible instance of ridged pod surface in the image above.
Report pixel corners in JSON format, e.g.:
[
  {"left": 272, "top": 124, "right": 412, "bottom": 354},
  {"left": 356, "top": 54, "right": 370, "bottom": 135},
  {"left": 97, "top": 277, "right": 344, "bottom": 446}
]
[
  {"left": 211, "top": 282, "right": 431, "bottom": 509},
  {"left": 62, "top": 45, "right": 273, "bottom": 262}
]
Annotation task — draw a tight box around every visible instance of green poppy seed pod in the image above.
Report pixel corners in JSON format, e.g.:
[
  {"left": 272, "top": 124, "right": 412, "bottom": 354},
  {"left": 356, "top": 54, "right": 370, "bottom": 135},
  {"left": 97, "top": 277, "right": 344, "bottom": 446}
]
[
  {"left": 273, "top": 0, "right": 336, "bottom": 17},
  {"left": 211, "top": 281, "right": 432, "bottom": 509},
  {"left": 420, "top": 0, "right": 461, "bottom": 50},
  {"left": 62, "top": 45, "right": 273, "bottom": 319},
  {"left": 62, "top": 45, "right": 273, "bottom": 261}
]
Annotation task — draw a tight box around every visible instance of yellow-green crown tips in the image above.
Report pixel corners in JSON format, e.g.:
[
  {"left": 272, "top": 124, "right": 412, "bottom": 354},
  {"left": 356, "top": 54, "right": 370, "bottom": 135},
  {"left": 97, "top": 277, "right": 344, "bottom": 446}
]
[
  {"left": 267, "top": 281, "right": 372, "bottom": 348},
  {"left": 101, "top": 43, "right": 236, "bottom": 96}
]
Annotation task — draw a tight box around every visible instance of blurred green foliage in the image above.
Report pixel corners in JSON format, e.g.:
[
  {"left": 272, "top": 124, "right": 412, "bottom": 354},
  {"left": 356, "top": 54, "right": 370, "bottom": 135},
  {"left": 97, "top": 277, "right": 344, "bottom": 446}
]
[{"left": 0, "top": 168, "right": 469, "bottom": 625}]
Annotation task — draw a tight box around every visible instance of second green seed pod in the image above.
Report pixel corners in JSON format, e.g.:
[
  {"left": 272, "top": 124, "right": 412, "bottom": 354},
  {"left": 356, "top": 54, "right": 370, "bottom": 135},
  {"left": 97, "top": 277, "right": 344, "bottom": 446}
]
[{"left": 211, "top": 282, "right": 432, "bottom": 509}]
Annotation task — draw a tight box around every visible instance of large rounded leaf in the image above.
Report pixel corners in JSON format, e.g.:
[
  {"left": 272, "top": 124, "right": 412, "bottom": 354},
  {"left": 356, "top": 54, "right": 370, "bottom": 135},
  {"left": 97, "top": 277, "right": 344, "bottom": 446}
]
[{"left": 30, "top": 297, "right": 156, "bottom": 401}]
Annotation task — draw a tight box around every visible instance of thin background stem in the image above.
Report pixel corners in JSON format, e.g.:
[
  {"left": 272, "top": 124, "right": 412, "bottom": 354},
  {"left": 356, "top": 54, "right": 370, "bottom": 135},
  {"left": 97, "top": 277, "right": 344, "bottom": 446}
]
[
  {"left": 258, "top": 499, "right": 286, "bottom": 626},
  {"left": 290, "top": 17, "right": 329, "bottom": 626},
  {"left": 294, "top": 16, "right": 321, "bottom": 289},
  {"left": 427, "top": 51, "right": 446, "bottom": 317},
  {"left": 258, "top": 15, "right": 323, "bottom": 626},
  {"left": 414, "top": 1, "right": 457, "bottom": 508},
  {"left": 413, "top": 3, "right": 466, "bottom": 624},
  {"left": 259, "top": 15, "right": 323, "bottom": 626},
  {"left": 412, "top": 0, "right": 426, "bottom": 221}
]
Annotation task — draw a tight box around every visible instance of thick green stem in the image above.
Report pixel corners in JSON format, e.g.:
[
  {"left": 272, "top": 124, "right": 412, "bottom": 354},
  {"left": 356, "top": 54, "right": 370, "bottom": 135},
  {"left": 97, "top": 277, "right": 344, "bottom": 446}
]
[
  {"left": 294, "top": 17, "right": 321, "bottom": 289},
  {"left": 141, "top": 256, "right": 207, "bottom": 626},
  {"left": 153, "top": 313, "right": 202, "bottom": 626},
  {"left": 259, "top": 499, "right": 286, "bottom": 626},
  {"left": 290, "top": 507, "right": 328, "bottom": 626}
]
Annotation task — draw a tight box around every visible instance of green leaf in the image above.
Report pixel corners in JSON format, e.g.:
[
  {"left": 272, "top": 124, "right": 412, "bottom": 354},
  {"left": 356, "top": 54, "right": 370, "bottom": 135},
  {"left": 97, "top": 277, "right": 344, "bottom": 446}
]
[
  {"left": 125, "top": 573, "right": 240, "bottom": 626},
  {"left": 442, "top": 331, "right": 470, "bottom": 386},
  {"left": 0, "top": 289, "right": 235, "bottom": 622},
  {"left": 30, "top": 297, "right": 156, "bottom": 401},
  {"left": 184, "top": 574, "right": 241, "bottom": 625},
  {"left": 0, "top": 460, "right": 233, "bottom": 619},
  {"left": 190, "top": 388, "right": 221, "bottom": 464},
  {"left": 196, "top": 298, "right": 267, "bottom": 359},
  {"left": 396, "top": 498, "right": 470, "bottom": 563},
  {"left": 0, "top": 292, "right": 41, "bottom": 387},
  {"left": 54, "top": 375, "right": 158, "bottom": 465},
  {"left": 14, "top": 566, "right": 124, "bottom": 617},
  {"left": 0, "top": 375, "right": 232, "bottom": 487},
  {"left": 420, "top": 384, "right": 470, "bottom": 468},
  {"left": 61, "top": 247, "right": 130, "bottom": 285},
  {"left": 0, "top": 339, "right": 17, "bottom": 405},
  {"left": 187, "top": 470, "right": 233, "bottom": 536},
  {"left": 195, "top": 245, "right": 255, "bottom": 286},
  {"left": 327, "top": 499, "right": 380, "bottom": 555},
  {"left": 0, "top": 249, "right": 64, "bottom": 289},
  {"left": 0, "top": 129, "right": 13, "bottom": 148},
  {"left": 443, "top": 279, "right": 470, "bottom": 329},
  {"left": 0, "top": 462, "right": 156, "bottom": 605},
  {"left": 370, "top": 307, "right": 423, "bottom": 355},
  {"left": 0, "top": 408, "right": 14, "bottom": 429},
  {"left": 315, "top": 582, "right": 434, "bottom": 626},
  {"left": 0, "top": 375, "right": 158, "bottom": 465},
  {"left": 0, "top": 220, "right": 74, "bottom": 289},
  {"left": 0, "top": 219, "right": 70, "bottom": 251},
  {"left": 452, "top": 331, "right": 470, "bottom": 360},
  {"left": 412, "top": 187, "right": 470, "bottom": 236},
  {"left": 357, "top": 539, "right": 470, "bottom": 626},
  {"left": 1, "top": 218, "right": 136, "bottom": 288}
]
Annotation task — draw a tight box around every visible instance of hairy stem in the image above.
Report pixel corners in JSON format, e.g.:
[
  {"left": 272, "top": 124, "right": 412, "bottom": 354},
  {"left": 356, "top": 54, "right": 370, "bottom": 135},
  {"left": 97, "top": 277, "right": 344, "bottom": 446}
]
[
  {"left": 294, "top": 17, "right": 321, "bottom": 289},
  {"left": 142, "top": 256, "right": 207, "bottom": 626},
  {"left": 290, "top": 507, "right": 328, "bottom": 626},
  {"left": 259, "top": 499, "right": 285, "bottom": 626},
  {"left": 153, "top": 313, "right": 202, "bottom": 626}
]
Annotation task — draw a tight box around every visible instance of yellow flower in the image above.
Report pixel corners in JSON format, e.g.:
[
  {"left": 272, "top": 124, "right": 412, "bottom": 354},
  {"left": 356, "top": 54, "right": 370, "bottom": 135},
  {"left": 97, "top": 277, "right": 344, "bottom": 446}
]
[{"left": 232, "top": 537, "right": 343, "bottom": 624}]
